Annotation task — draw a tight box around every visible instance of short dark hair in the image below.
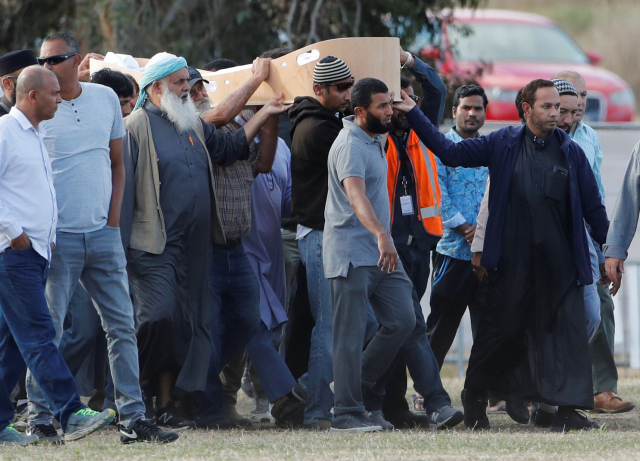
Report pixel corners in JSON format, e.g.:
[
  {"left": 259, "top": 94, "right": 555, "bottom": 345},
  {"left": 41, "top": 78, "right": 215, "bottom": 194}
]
[
  {"left": 260, "top": 48, "right": 291, "bottom": 60},
  {"left": 515, "top": 88, "right": 525, "bottom": 123},
  {"left": 521, "top": 79, "right": 556, "bottom": 107},
  {"left": 400, "top": 77, "right": 411, "bottom": 90},
  {"left": 125, "top": 73, "right": 139, "bottom": 95},
  {"left": 90, "top": 68, "right": 134, "bottom": 98},
  {"left": 43, "top": 32, "right": 80, "bottom": 54},
  {"left": 203, "top": 58, "right": 237, "bottom": 72},
  {"left": 351, "top": 78, "right": 389, "bottom": 110},
  {"left": 452, "top": 85, "right": 488, "bottom": 109}
]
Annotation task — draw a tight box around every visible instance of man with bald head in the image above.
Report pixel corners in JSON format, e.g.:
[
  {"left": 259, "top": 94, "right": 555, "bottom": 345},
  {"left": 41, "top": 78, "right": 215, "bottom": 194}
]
[
  {"left": 0, "top": 66, "right": 121, "bottom": 446},
  {"left": 553, "top": 70, "right": 635, "bottom": 414},
  {"left": 25, "top": 33, "right": 177, "bottom": 445},
  {"left": 120, "top": 52, "right": 289, "bottom": 428}
]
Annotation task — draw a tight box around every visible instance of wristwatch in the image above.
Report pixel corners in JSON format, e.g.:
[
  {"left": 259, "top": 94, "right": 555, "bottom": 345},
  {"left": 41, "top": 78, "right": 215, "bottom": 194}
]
[{"left": 402, "top": 53, "right": 415, "bottom": 69}]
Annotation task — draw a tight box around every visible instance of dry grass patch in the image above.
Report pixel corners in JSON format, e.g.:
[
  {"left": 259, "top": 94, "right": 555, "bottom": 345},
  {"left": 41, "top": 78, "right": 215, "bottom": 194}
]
[{"left": 2, "top": 376, "right": 640, "bottom": 460}]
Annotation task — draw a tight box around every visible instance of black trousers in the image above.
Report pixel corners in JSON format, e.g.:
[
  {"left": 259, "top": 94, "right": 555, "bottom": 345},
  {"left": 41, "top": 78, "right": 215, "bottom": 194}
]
[{"left": 427, "top": 252, "right": 485, "bottom": 369}]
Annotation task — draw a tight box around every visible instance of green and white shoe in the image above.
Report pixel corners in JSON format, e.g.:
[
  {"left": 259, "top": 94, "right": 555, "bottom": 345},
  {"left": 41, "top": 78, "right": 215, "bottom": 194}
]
[
  {"left": 64, "top": 408, "right": 115, "bottom": 441},
  {"left": 0, "top": 424, "right": 39, "bottom": 446}
]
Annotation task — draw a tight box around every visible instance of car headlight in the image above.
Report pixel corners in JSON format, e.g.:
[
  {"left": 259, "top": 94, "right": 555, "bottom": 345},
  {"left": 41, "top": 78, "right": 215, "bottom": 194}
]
[
  {"left": 610, "top": 88, "right": 636, "bottom": 106},
  {"left": 486, "top": 87, "right": 520, "bottom": 103}
]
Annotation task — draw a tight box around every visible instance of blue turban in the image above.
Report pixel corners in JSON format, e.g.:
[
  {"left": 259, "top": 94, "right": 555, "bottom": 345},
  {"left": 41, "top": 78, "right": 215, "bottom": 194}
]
[{"left": 134, "top": 52, "right": 188, "bottom": 110}]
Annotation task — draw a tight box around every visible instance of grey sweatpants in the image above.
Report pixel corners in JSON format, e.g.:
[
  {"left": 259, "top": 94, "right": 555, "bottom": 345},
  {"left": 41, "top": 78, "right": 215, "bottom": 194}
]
[{"left": 330, "top": 264, "right": 415, "bottom": 415}]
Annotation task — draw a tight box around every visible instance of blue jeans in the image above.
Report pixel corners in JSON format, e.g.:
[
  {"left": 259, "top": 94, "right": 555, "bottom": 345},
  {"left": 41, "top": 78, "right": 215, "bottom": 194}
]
[
  {"left": 298, "top": 230, "right": 334, "bottom": 424},
  {"left": 0, "top": 246, "right": 83, "bottom": 430},
  {"left": 197, "top": 244, "right": 261, "bottom": 425},
  {"left": 26, "top": 226, "right": 145, "bottom": 429}
]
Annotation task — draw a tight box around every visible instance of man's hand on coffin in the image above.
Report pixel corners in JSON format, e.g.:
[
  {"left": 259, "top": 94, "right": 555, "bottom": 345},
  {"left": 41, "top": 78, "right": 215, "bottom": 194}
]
[
  {"left": 251, "top": 57, "right": 272, "bottom": 81},
  {"left": 399, "top": 46, "right": 414, "bottom": 69},
  {"left": 78, "top": 52, "right": 105, "bottom": 81},
  {"left": 393, "top": 90, "right": 417, "bottom": 113},
  {"left": 261, "top": 92, "right": 292, "bottom": 116}
]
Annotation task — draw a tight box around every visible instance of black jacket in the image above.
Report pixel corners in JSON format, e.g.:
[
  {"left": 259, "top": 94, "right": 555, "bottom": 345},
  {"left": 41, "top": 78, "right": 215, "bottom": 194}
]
[{"left": 289, "top": 96, "right": 344, "bottom": 230}]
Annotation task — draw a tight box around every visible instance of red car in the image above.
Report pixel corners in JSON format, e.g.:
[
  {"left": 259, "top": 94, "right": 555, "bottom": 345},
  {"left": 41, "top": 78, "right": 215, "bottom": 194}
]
[{"left": 413, "top": 9, "right": 636, "bottom": 122}]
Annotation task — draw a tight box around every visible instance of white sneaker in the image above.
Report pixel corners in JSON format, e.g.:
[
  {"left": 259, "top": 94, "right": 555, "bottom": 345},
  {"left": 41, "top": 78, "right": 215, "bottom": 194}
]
[{"left": 250, "top": 398, "right": 274, "bottom": 423}]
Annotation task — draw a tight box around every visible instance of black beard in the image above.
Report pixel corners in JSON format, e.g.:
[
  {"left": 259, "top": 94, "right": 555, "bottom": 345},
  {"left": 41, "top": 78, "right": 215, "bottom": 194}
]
[
  {"left": 10, "top": 86, "right": 16, "bottom": 105},
  {"left": 365, "top": 111, "right": 393, "bottom": 134},
  {"left": 391, "top": 114, "right": 409, "bottom": 132}
]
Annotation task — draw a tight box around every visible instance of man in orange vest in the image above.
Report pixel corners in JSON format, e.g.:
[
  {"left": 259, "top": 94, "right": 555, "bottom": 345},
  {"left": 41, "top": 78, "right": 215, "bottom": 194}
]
[{"left": 368, "top": 50, "right": 462, "bottom": 430}]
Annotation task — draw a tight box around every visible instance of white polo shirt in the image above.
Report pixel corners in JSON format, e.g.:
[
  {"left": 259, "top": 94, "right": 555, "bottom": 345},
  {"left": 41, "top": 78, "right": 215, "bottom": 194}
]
[{"left": 0, "top": 107, "right": 57, "bottom": 260}]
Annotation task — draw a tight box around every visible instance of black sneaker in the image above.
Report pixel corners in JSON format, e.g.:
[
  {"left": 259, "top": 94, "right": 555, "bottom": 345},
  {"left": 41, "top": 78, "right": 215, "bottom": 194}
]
[
  {"left": 271, "top": 397, "right": 305, "bottom": 428},
  {"left": 506, "top": 399, "right": 530, "bottom": 424},
  {"left": 156, "top": 402, "right": 196, "bottom": 431},
  {"left": 330, "top": 412, "right": 382, "bottom": 433},
  {"left": 120, "top": 418, "right": 179, "bottom": 444},
  {"left": 26, "top": 423, "right": 64, "bottom": 446},
  {"left": 428, "top": 406, "right": 464, "bottom": 430},
  {"left": 384, "top": 410, "right": 431, "bottom": 429},
  {"left": 531, "top": 404, "right": 554, "bottom": 428},
  {"left": 550, "top": 408, "right": 599, "bottom": 432},
  {"left": 461, "top": 389, "right": 490, "bottom": 430}
]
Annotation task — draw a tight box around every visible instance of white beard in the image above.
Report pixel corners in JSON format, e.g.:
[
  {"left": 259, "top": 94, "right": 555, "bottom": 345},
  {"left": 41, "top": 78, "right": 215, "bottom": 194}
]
[
  {"left": 159, "top": 83, "right": 200, "bottom": 134},
  {"left": 194, "top": 96, "right": 211, "bottom": 115}
]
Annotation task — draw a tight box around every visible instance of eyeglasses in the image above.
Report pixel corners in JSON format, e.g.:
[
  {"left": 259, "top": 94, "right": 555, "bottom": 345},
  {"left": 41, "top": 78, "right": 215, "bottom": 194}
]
[
  {"left": 329, "top": 77, "right": 355, "bottom": 92},
  {"left": 37, "top": 52, "right": 78, "bottom": 66},
  {"left": 409, "top": 95, "right": 420, "bottom": 103}
]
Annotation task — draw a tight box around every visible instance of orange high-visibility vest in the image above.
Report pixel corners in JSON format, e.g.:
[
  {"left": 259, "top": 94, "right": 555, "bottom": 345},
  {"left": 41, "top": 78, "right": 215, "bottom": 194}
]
[{"left": 386, "top": 131, "right": 443, "bottom": 237}]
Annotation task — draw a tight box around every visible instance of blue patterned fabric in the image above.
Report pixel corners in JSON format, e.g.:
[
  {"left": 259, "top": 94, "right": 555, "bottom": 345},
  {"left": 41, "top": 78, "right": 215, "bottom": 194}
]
[
  {"left": 571, "top": 121, "right": 604, "bottom": 202},
  {"left": 434, "top": 128, "right": 488, "bottom": 261}
]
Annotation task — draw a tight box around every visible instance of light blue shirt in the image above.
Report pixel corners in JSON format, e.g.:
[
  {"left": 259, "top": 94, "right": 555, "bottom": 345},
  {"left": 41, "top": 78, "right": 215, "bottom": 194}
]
[
  {"left": 42, "top": 82, "right": 125, "bottom": 233},
  {"left": 571, "top": 121, "right": 605, "bottom": 203},
  {"left": 435, "top": 128, "right": 488, "bottom": 261}
]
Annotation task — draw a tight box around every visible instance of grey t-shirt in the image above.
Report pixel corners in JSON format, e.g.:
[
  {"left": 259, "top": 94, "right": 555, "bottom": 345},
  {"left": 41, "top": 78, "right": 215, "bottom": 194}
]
[
  {"left": 42, "top": 82, "right": 125, "bottom": 233},
  {"left": 323, "top": 116, "right": 390, "bottom": 278}
]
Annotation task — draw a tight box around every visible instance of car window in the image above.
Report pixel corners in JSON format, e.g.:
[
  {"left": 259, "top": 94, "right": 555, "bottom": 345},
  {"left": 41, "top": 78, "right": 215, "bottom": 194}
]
[{"left": 448, "top": 22, "right": 590, "bottom": 64}]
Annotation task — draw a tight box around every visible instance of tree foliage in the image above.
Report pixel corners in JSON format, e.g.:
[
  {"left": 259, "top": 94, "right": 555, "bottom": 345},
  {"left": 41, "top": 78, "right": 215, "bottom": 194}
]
[{"left": 0, "top": 0, "right": 480, "bottom": 67}]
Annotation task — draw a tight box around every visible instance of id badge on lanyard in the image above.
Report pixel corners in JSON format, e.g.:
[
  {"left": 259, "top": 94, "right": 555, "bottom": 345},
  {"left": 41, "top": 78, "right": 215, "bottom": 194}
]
[{"left": 400, "top": 176, "right": 414, "bottom": 216}]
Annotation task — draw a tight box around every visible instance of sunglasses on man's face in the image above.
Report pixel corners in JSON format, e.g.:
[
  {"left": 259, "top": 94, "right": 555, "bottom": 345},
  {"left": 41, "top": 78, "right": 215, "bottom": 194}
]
[
  {"left": 329, "top": 78, "right": 355, "bottom": 92},
  {"left": 37, "top": 52, "right": 78, "bottom": 66}
]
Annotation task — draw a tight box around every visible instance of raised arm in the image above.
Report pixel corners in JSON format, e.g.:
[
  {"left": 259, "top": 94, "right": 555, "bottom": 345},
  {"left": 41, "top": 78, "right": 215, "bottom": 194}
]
[
  {"left": 201, "top": 57, "right": 271, "bottom": 128},
  {"left": 401, "top": 47, "right": 446, "bottom": 129},
  {"left": 395, "top": 92, "right": 491, "bottom": 168}
]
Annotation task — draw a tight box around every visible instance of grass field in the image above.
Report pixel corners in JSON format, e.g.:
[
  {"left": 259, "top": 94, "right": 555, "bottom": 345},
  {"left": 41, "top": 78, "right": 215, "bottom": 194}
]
[{"left": 3, "top": 372, "right": 640, "bottom": 460}]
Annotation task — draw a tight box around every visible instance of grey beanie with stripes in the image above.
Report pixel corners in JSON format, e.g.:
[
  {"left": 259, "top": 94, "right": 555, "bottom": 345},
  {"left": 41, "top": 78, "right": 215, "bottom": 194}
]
[{"left": 313, "top": 56, "right": 352, "bottom": 84}]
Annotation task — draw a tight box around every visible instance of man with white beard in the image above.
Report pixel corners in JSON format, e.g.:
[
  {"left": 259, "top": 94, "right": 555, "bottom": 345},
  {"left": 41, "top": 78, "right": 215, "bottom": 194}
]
[
  {"left": 188, "top": 66, "right": 212, "bottom": 115},
  {"left": 120, "top": 52, "right": 289, "bottom": 429}
]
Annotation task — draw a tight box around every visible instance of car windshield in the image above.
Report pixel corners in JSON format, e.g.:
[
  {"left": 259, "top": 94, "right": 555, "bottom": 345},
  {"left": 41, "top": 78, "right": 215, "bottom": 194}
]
[{"left": 447, "top": 22, "right": 589, "bottom": 64}]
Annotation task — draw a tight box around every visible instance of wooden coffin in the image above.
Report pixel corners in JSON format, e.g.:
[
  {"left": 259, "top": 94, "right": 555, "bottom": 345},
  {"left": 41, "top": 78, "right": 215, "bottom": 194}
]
[{"left": 90, "top": 37, "right": 401, "bottom": 105}]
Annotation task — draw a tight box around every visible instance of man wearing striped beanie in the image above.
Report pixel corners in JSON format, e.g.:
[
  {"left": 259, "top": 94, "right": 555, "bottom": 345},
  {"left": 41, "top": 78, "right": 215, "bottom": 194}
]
[{"left": 288, "top": 55, "right": 354, "bottom": 430}]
